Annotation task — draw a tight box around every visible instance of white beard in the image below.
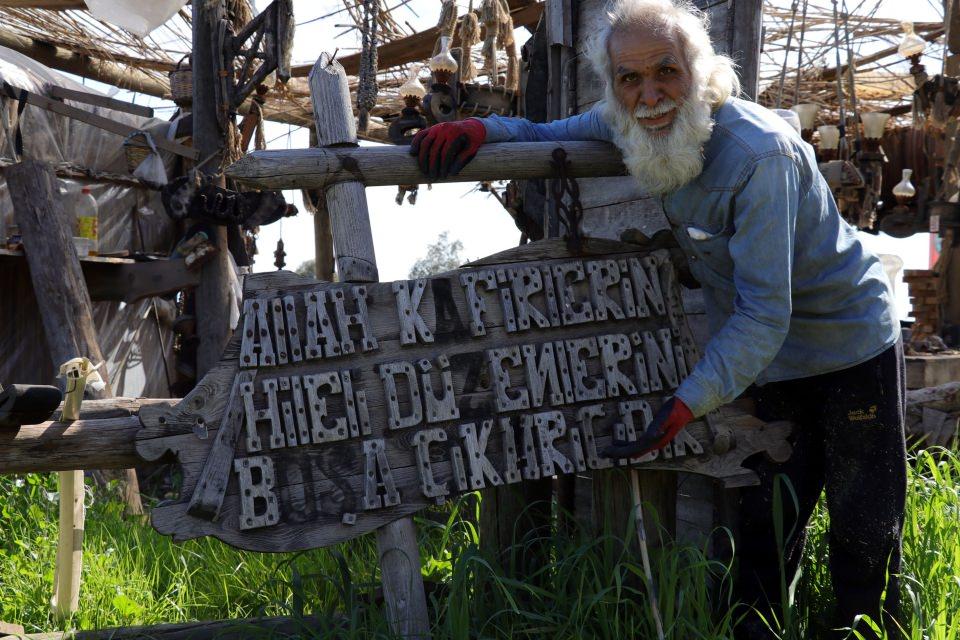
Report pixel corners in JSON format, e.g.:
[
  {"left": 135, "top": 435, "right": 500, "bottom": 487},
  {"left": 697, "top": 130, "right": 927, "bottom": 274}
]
[{"left": 601, "top": 87, "right": 714, "bottom": 195}]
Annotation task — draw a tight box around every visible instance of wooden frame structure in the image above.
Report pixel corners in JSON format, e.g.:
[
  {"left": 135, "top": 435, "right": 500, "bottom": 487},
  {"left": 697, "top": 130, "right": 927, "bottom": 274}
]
[{"left": 0, "top": 0, "right": 772, "bottom": 636}]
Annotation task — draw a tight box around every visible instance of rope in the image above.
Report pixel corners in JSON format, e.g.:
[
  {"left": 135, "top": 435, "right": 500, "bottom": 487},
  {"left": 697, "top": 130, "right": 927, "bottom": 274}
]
[
  {"left": 435, "top": 0, "right": 459, "bottom": 55},
  {"left": 459, "top": 9, "right": 481, "bottom": 82},
  {"left": 497, "top": 0, "right": 518, "bottom": 92},
  {"left": 357, "top": 0, "right": 380, "bottom": 133},
  {"left": 481, "top": 0, "right": 503, "bottom": 83}
]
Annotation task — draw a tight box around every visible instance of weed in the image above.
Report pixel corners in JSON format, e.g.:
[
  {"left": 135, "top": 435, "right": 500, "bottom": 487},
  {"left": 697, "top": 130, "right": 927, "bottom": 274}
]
[{"left": 0, "top": 449, "right": 957, "bottom": 638}]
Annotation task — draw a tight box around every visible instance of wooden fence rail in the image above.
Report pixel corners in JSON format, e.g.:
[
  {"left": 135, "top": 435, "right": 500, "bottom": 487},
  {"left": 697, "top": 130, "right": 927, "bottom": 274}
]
[{"left": 225, "top": 141, "right": 627, "bottom": 190}]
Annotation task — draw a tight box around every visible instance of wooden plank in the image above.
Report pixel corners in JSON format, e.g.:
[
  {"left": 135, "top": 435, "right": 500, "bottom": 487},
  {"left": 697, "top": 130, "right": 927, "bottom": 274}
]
[
  {"left": 905, "top": 354, "right": 960, "bottom": 389},
  {"left": 81, "top": 257, "right": 200, "bottom": 303},
  {"left": 129, "top": 242, "right": 794, "bottom": 553},
  {"left": 226, "top": 141, "right": 627, "bottom": 190},
  {"left": 0, "top": 251, "right": 201, "bottom": 303},
  {"left": 49, "top": 85, "right": 155, "bottom": 119},
  {"left": 10, "top": 84, "right": 197, "bottom": 160}
]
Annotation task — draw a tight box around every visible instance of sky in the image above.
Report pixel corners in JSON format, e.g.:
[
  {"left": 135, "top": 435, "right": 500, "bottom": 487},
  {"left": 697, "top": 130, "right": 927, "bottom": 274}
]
[{"left": 77, "top": 0, "right": 942, "bottom": 318}]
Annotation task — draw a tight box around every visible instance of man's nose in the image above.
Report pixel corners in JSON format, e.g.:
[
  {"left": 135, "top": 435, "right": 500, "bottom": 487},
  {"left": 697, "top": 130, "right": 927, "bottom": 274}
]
[{"left": 639, "top": 82, "right": 661, "bottom": 108}]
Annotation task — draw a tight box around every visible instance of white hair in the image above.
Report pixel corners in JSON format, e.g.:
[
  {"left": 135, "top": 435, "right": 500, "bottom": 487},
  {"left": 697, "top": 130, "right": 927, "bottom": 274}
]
[{"left": 586, "top": 0, "right": 740, "bottom": 108}]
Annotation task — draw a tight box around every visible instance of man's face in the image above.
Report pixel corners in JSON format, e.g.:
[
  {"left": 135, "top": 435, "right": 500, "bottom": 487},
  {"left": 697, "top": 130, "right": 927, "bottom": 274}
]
[{"left": 608, "top": 28, "right": 691, "bottom": 136}]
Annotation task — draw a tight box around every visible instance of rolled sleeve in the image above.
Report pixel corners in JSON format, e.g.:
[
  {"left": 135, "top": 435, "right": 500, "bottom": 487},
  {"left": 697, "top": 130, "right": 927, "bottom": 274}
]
[
  {"left": 676, "top": 153, "right": 802, "bottom": 416},
  {"left": 481, "top": 108, "right": 612, "bottom": 143}
]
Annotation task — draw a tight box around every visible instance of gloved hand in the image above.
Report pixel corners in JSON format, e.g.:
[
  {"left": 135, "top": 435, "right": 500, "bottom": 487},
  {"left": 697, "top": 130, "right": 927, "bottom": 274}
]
[
  {"left": 409, "top": 119, "right": 486, "bottom": 181},
  {"left": 601, "top": 397, "right": 694, "bottom": 460}
]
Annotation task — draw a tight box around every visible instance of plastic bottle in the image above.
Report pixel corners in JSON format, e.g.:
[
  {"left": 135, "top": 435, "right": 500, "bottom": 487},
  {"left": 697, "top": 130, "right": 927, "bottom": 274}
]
[{"left": 76, "top": 186, "right": 99, "bottom": 256}]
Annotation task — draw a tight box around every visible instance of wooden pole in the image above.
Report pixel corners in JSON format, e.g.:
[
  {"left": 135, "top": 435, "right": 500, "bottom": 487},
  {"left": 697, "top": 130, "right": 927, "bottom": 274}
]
[
  {"left": 4, "top": 159, "right": 143, "bottom": 623},
  {"left": 192, "top": 0, "right": 235, "bottom": 379},
  {"left": 226, "top": 141, "right": 627, "bottom": 190},
  {"left": 731, "top": 0, "right": 763, "bottom": 100},
  {"left": 307, "top": 130, "right": 336, "bottom": 282},
  {"left": 309, "top": 52, "right": 429, "bottom": 638}
]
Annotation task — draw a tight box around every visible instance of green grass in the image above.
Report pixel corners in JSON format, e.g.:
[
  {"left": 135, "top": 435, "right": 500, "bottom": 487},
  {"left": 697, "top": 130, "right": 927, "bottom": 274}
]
[{"left": 1, "top": 449, "right": 958, "bottom": 638}]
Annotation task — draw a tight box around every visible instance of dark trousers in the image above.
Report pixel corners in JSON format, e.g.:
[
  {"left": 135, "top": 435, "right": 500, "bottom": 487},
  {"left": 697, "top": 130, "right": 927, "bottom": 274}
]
[{"left": 734, "top": 341, "right": 907, "bottom": 639}]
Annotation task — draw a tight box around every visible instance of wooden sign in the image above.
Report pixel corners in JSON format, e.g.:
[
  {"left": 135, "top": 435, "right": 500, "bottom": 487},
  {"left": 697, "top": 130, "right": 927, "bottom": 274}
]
[{"left": 136, "top": 239, "right": 790, "bottom": 551}]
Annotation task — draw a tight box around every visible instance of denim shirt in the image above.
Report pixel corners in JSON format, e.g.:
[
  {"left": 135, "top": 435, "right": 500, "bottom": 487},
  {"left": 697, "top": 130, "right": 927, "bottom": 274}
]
[{"left": 482, "top": 97, "right": 900, "bottom": 417}]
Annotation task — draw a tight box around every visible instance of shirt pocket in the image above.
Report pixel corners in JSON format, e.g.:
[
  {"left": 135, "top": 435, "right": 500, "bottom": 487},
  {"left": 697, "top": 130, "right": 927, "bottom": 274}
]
[{"left": 684, "top": 227, "right": 735, "bottom": 288}]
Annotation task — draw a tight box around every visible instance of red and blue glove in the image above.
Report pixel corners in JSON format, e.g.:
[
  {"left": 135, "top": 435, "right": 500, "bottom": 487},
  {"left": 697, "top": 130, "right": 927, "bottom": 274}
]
[
  {"left": 601, "top": 397, "right": 694, "bottom": 459},
  {"left": 409, "top": 119, "right": 486, "bottom": 181}
]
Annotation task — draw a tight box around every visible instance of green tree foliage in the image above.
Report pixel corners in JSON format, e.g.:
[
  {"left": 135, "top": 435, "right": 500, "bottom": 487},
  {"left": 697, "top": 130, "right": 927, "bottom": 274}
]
[
  {"left": 409, "top": 232, "right": 464, "bottom": 278},
  {"left": 295, "top": 259, "right": 316, "bottom": 278}
]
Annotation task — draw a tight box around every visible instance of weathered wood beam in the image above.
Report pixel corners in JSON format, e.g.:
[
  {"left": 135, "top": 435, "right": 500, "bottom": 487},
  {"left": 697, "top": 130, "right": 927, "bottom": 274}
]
[
  {"left": 290, "top": 1, "right": 545, "bottom": 77},
  {"left": 309, "top": 52, "right": 428, "bottom": 638},
  {"left": 81, "top": 257, "right": 200, "bottom": 303},
  {"left": 193, "top": 0, "right": 234, "bottom": 379},
  {"left": 50, "top": 85, "right": 155, "bottom": 118},
  {"left": 226, "top": 141, "right": 627, "bottom": 190},
  {"left": 0, "top": 28, "right": 170, "bottom": 97},
  {"left": 0, "top": 398, "right": 176, "bottom": 475},
  {"left": 0, "top": 251, "right": 199, "bottom": 304},
  {"left": 8, "top": 82, "right": 197, "bottom": 159},
  {"left": 0, "top": 407, "right": 766, "bottom": 476},
  {"left": 0, "top": 417, "right": 144, "bottom": 474}
]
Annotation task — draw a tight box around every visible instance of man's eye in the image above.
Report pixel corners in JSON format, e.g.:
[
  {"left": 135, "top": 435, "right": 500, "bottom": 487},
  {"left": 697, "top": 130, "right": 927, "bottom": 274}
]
[
  {"left": 620, "top": 72, "right": 638, "bottom": 83},
  {"left": 659, "top": 67, "right": 677, "bottom": 76}
]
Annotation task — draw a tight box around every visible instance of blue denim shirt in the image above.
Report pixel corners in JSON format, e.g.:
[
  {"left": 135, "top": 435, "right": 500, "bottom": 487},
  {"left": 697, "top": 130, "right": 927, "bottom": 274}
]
[{"left": 482, "top": 97, "right": 900, "bottom": 417}]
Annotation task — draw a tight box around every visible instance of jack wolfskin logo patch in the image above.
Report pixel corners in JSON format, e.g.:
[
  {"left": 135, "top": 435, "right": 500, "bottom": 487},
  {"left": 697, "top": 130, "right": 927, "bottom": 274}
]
[{"left": 847, "top": 405, "right": 878, "bottom": 422}]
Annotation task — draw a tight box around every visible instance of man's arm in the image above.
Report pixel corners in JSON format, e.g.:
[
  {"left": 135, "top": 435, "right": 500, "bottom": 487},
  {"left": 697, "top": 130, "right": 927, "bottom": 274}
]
[
  {"left": 410, "top": 108, "right": 612, "bottom": 179},
  {"left": 481, "top": 109, "right": 612, "bottom": 143},
  {"left": 674, "top": 153, "right": 803, "bottom": 417}
]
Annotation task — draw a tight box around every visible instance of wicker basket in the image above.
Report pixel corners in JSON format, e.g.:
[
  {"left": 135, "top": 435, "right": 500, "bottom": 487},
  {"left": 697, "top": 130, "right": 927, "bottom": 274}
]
[
  {"left": 123, "top": 133, "right": 153, "bottom": 173},
  {"left": 169, "top": 55, "right": 192, "bottom": 106}
]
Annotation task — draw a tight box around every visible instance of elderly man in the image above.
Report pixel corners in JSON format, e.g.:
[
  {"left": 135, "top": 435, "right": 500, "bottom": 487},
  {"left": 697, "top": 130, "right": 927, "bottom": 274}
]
[{"left": 411, "top": 0, "right": 906, "bottom": 637}]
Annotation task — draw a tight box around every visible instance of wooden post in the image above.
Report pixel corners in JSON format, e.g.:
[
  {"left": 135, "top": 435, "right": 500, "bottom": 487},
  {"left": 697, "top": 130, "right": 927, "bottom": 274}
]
[
  {"left": 193, "top": 0, "right": 235, "bottom": 378},
  {"left": 309, "top": 53, "right": 429, "bottom": 638},
  {"left": 731, "top": 0, "right": 763, "bottom": 100},
  {"left": 307, "top": 130, "right": 336, "bottom": 282},
  {"left": 5, "top": 159, "right": 143, "bottom": 622}
]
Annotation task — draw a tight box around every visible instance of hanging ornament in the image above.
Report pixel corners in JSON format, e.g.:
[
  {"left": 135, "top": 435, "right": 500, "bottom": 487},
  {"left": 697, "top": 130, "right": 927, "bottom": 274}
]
[
  {"left": 399, "top": 64, "right": 427, "bottom": 104},
  {"left": 893, "top": 169, "right": 917, "bottom": 204},
  {"left": 274, "top": 237, "right": 286, "bottom": 270},
  {"left": 898, "top": 22, "right": 927, "bottom": 60},
  {"left": 430, "top": 36, "right": 459, "bottom": 85}
]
